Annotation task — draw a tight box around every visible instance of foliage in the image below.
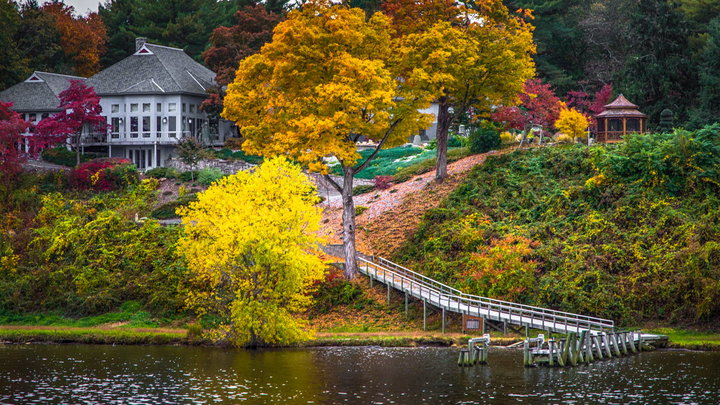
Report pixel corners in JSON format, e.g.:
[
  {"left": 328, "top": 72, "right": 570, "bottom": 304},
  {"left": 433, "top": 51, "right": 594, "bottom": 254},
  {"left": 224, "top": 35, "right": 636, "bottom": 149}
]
[
  {"left": 398, "top": 126, "right": 720, "bottom": 324},
  {"left": 373, "top": 176, "right": 393, "bottom": 190},
  {"left": 355, "top": 205, "right": 369, "bottom": 216},
  {"left": 178, "top": 157, "right": 324, "bottom": 346},
  {"left": 68, "top": 158, "right": 139, "bottom": 191},
  {"left": 223, "top": 0, "right": 432, "bottom": 279},
  {"left": 213, "top": 148, "right": 263, "bottom": 164},
  {"left": 555, "top": 108, "right": 589, "bottom": 142},
  {"left": 330, "top": 146, "right": 432, "bottom": 179},
  {"left": 42, "top": 2, "right": 107, "bottom": 77},
  {"left": 36, "top": 80, "right": 107, "bottom": 165},
  {"left": 0, "top": 0, "right": 29, "bottom": 90},
  {"left": 491, "top": 78, "right": 563, "bottom": 131},
  {"left": 392, "top": 147, "right": 471, "bottom": 183},
  {"left": 176, "top": 137, "right": 209, "bottom": 179},
  {"left": 203, "top": 5, "right": 283, "bottom": 86},
  {"left": 311, "top": 267, "right": 364, "bottom": 314},
  {"left": 657, "top": 109, "right": 675, "bottom": 133},
  {"left": 469, "top": 125, "right": 501, "bottom": 154},
  {"left": 179, "top": 171, "right": 200, "bottom": 182},
  {"left": 0, "top": 185, "right": 188, "bottom": 316},
  {"left": 145, "top": 166, "right": 180, "bottom": 179},
  {"left": 352, "top": 184, "right": 375, "bottom": 196},
  {"left": 0, "top": 101, "right": 30, "bottom": 177},
  {"left": 393, "top": 0, "right": 536, "bottom": 180},
  {"left": 41, "top": 147, "right": 94, "bottom": 167},
  {"left": 151, "top": 194, "right": 198, "bottom": 220},
  {"left": 197, "top": 168, "right": 225, "bottom": 186}
]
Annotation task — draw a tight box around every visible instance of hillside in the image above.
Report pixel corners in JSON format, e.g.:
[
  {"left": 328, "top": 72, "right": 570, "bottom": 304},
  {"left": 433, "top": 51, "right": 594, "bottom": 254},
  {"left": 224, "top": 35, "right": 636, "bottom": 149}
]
[{"left": 394, "top": 127, "right": 720, "bottom": 326}]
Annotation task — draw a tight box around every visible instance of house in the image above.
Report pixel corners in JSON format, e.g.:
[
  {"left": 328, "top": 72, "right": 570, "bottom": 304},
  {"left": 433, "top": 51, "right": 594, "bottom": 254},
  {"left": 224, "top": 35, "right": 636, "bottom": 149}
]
[
  {"left": 0, "top": 71, "right": 86, "bottom": 152},
  {"left": 84, "top": 38, "right": 235, "bottom": 169},
  {"left": 1, "top": 38, "right": 234, "bottom": 169}
]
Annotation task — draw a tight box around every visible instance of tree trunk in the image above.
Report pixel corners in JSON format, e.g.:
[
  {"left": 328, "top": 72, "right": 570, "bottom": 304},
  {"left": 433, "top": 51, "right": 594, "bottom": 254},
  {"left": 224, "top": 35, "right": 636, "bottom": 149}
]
[
  {"left": 340, "top": 167, "right": 358, "bottom": 279},
  {"left": 75, "top": 132, "right": 81, "bottom": 167},
  {"left": 435, "top": 98, "right": 452, "bottom": 183}
]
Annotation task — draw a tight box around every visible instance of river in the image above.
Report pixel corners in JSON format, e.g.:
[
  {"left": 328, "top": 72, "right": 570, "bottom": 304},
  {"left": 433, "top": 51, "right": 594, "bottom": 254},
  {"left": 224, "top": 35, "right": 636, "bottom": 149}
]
[{"left": 1, "top": 344, "right": 719, "bottom": 404}]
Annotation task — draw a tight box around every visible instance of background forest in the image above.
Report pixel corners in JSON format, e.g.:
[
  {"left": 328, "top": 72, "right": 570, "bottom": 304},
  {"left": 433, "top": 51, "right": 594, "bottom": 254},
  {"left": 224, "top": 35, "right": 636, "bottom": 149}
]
[{"left": 2, "top": 0, "right": 720, "bottom": 129}]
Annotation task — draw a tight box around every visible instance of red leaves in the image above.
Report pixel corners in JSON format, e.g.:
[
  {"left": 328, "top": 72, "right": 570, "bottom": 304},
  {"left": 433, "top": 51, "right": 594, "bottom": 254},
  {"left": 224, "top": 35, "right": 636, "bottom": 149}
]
[
  {"left": 42, "top": 3, "right": 107, "bottom": 77},
  {"left": 491, "top": 78, "right": 562, "bottom": 131},
  {"left": 68, "top": 158, "right": 134, "bottom": 191},
  {"left": 203, "top": 5, "right": 283, "bottom": 86},
  {"left": 0, "top": 101, "right": 30, "bottom": 177}
]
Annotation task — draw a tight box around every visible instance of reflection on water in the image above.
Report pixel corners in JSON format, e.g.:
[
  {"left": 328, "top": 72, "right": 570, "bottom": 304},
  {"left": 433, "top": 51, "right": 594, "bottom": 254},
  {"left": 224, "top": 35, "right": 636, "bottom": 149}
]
[{"left": 0, "top": 344, "right": 719, "bottom": 404}]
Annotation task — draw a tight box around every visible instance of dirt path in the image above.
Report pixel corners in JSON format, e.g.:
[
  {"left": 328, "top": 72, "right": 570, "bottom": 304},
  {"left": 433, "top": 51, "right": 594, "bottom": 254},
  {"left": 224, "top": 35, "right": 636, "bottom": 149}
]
[{"left": 320, "top": 148, "right": 514, "bottom": 257}]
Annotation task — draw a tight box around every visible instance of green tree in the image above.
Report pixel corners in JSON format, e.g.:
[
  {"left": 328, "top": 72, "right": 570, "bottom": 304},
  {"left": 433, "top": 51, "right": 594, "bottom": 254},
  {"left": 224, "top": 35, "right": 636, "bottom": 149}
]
[
  {"left": 0, "top": 0, "right": 29, "bottom": 91},
  {"left": 176, "top": 137, "right": 208, "bottom": 180},
  {"left": 177, "top": 157, "right": 325, "bottom": 347},
  {"left": 618, "top": 0, "right": 697, "bottom": 124},
  {"left": 15, "top": 0, "right": 68, "bottom": 74},
  {"left": 689, "top": 17, "right": 720, "bottom": 128}
]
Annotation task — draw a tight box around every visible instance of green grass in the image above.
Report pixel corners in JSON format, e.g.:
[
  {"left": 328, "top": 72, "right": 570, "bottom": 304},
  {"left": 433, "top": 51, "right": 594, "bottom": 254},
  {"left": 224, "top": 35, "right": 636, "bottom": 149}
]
[
  {"left": 0, "top": 327, "right": 189, "bottom": 345},
  {"left": 646, "top": 327, "right": 720, "bottom": 350},
  {"left": 0, "top": 302, "right": 164, "bottom": 329}
]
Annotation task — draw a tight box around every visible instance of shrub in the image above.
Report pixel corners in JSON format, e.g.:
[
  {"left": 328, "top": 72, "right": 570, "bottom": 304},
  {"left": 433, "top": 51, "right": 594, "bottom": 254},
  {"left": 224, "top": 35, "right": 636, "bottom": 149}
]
[
  {"left": 373, "top": 176, "right": 393, "bottom": 190},
  {"left": 197, "top": 168, "right": 225, "bottom": 186},
  {"left": 448, "top": 135, "right": 463, "bottom": 148},
  {"left": 41, "top": 147, "right": 93, "bottom": 167},
  {"left": 224, "top": 137, "right": 244, "bottom": 149},
  {"left": 145, "top": 167, "right": 180, "bottom": 179},
  {"left": 555, "top": 134, "right": 573, "bottom": 143},
  {"left": 355, "top": 205, "right": 368, "bottom": 216},
  {"left": 151, "top": 194, "right": 198, "bottom": 219},
  {"left": 179, "top": 171, "right": 199, "bottom": 182},
  {"left": 469, "top": 126, "right": 501, "bottom": 154},
  {"left": 352, "top": 184, "right": 375, "bottom": 196},
  {"left": 312, "top": 267, "right": 364, "bottom": 314},
  {"left": 500, "top": 131, "right": 515, "bottom": 144},
  {"left": 68, "top": 158, "right": 139, "bottom": 191}
]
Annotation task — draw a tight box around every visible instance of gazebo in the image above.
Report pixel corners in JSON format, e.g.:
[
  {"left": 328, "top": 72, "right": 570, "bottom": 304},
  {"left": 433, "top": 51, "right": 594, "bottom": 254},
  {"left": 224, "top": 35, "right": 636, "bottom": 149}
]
[{"left": 594, "top": 94, "right": 647, "bottom": 143}]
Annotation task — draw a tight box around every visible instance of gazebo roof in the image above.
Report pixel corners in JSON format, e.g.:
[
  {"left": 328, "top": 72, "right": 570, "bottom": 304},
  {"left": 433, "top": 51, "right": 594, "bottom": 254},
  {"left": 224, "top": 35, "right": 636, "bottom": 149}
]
[{"left": 596, "top": 94, "right": 647, "bottom": 118}]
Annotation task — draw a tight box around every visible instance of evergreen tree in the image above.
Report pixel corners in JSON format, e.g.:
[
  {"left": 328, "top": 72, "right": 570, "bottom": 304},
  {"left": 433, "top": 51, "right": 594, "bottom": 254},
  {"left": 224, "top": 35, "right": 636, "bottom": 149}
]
[
  {"left": 689, "top": 16, "right": 720, "bottom": 127},
  {"left": 618, "top": 0, "right": 697, "bottom": 125},
  {"left": 0, "top": 0, "right": 28, "bottom": 90}
]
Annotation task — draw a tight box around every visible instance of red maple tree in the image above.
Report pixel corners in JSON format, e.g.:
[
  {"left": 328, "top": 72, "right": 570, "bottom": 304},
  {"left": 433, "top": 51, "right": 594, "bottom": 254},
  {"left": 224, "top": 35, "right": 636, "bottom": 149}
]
[
  {"left": 36, "top": 80, "right": 106, "bottom": 166},
  {"left": 0, "top": 101, "right": 31, "bottom": 177},
  {"left": 203, "top": 5, "right": 283, "bottom": 87},
  {"left": 491, "top": 78, "right": 563, "bottom": 131},
  {"left": 567, "top": 83, "right": 613, "bottom": 129}
]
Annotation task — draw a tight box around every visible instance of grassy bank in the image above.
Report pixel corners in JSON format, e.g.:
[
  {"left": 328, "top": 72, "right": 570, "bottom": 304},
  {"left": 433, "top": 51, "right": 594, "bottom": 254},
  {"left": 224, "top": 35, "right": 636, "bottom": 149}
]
[
  {"left": 0, "top": 325, "right": 189, "bottom": 345},
  {"left": 646, "top": 327, "right": 720, "bottom": 351}
]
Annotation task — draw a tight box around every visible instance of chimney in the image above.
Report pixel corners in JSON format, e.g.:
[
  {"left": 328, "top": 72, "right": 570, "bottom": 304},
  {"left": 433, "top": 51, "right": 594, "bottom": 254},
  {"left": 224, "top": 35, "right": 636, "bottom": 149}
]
[{"left": 135, "top": 37, "right": 147, "bottom": 51}]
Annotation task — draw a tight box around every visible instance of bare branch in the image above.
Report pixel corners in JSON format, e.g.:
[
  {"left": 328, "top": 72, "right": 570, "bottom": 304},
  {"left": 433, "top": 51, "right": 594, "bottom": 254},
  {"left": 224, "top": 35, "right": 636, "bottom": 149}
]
[
  {"left": 323, "top": 173, "right": 343, "bottom": 193},
  {"left": 354, "top": 118, "right": 403, "bottom": 174}
]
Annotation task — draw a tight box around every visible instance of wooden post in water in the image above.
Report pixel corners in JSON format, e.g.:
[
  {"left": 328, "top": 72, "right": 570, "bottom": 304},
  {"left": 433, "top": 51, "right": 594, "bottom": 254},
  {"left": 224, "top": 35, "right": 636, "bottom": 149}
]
[
  {"left": 593, "top": 335, "right": 603, "bottom": 360},
  {"left": 584, "top": 331, "right": 594, "bottom": 363},
  {"left": 612, "top": 333, "right": 621, "bottom": 357},
  {"left": 602, "top": 333, "right": 613, "bottom": 358},
  {"left": 557, "top": 338, "right": 566, "bottom": 367},
  {"left": 568, "top": 333, "right": 578, "bottom": 366},
  {"left": 523, "top": 339, "right": 532, "bottom": 367},
  {"left": 548, "top": 339, "right": 555, "bottom": 367},
  {"left": 628, "top": 331, "right": 638, "bottom": 353}
]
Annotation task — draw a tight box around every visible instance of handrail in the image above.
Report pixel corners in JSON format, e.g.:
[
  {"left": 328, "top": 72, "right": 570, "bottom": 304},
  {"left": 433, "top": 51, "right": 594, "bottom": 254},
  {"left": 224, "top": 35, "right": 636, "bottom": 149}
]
[{"left": 358, "top": 256, "right": 614, "bottom": 332}]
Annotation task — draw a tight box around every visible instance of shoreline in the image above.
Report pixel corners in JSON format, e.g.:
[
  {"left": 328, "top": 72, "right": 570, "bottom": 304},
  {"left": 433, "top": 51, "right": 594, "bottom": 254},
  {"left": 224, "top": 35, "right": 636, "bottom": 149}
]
[{"left": 1, "top": 325, "right": 717, "bottom": 351}]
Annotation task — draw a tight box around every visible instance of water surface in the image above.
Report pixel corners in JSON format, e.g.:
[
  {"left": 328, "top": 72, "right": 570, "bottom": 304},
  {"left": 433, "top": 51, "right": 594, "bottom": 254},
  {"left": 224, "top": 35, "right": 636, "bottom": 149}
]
[{"left": 1, "top": 344, "right": 718, "bottom": 404}]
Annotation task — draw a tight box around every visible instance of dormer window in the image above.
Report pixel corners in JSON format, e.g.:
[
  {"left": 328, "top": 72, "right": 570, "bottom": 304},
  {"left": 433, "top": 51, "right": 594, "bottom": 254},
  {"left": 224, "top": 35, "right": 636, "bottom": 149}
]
[
  {"left": 135, "top": 44, "right": 154, "bottom": 55},
  {"left": 26, "top": 73, "right": 44, "bottom": 83}
]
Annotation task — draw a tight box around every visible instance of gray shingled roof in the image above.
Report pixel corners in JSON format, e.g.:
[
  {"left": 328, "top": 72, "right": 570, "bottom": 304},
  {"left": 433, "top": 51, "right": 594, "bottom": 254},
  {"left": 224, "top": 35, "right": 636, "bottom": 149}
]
[
  {"left": 86, "top": 44, "right": 215, "bottom": 96},
  {"left": 0, "top": 72, "right": 85, "bottom": 112}
]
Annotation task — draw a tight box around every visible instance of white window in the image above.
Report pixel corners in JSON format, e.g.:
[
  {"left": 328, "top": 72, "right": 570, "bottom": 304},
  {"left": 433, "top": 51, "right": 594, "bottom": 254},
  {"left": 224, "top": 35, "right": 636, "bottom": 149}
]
[
  {"left": 143, "top": 103, "right": 151, "bottom": 113},
  {"left": 189, "top": 104, "right": 195, "bottom": 114},
  {"left": 130, "top": 117, "right": 138, "bottom": 137},
  {"left": 168, "top": 103, "right": 177, "bottom": 112},
  {"left": 142, "top": 116, "right": 151, "bottom": 137},
  {"left": 182, "top": 103, "right": 186, "bottom": 113},
  {"left": 130, "top": 104, "right": 138, "bottom": 113},
  {"left": 111, "top": 104, "right": 119, "bottom": 113},
  {"left": 156, "top": 103, "right": 162, "bottom": 112}
]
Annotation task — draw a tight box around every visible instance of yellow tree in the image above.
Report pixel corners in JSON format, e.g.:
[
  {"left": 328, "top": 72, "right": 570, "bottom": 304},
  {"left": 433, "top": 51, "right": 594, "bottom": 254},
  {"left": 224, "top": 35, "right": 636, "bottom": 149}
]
[
  {"left": 555, "top": 107, "right": 590, "bottom": 142},
  {"left": 394, "top": 1, "right": 536, "bottom": 181},
  {"left": 223, "top": 0, "right": 432, "bottom": 279},
  {"left": 177, "top": 157, "right": 325, "bottom": 347}
]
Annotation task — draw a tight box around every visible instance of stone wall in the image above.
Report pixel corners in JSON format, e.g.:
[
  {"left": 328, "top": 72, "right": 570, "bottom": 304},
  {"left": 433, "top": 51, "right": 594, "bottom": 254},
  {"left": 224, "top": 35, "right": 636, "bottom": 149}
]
[{"left": 166, "top": 157, "right": 254, "bottom": 174}]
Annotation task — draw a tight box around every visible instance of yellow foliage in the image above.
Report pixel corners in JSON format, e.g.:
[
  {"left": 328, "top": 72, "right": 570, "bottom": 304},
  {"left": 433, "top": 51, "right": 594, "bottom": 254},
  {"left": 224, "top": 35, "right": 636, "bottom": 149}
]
[
  {"left": 223, "top": 0, "right": 432, "bottom": 171},
  {"left": 396, "top": 4, "right": 536, "bottom": 115},
  {"left": 555, "top": 133, "right": 573, "bottom": 143},
  {"left": 500, "top": 131, "right": 514, "bottom": 144},
  {"left": 177, "top": 157, "right": 325, "bottom": 346},
  {"left": 555, "top": 108, "right": 589, "bottom": 142}
]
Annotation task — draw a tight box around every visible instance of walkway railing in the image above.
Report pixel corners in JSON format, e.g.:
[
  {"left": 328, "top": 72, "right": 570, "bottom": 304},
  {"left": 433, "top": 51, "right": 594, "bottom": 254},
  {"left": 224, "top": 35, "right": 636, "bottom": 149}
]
[{"left": 357, "top": 255, "right": 615, "bottom": 334}]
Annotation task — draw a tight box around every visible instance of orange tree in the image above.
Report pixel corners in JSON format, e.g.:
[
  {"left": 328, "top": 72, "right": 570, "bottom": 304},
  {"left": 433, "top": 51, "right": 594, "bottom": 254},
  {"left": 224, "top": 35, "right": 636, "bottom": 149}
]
[
  {"left": 389, "top": 0, "right": 536, "bottom": 181},
  {"left": 222, "top": 0, "right": 431, "bottom": 279}
]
